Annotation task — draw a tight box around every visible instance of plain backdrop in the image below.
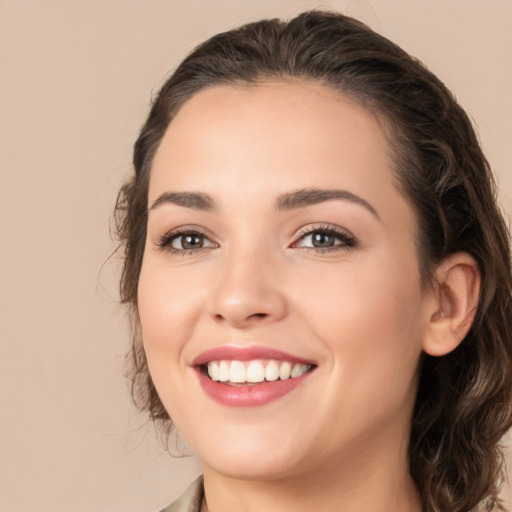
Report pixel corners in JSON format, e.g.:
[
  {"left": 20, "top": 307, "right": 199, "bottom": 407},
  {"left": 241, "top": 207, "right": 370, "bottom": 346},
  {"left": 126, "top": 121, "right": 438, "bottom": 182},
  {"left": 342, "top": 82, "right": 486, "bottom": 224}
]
[{"left": 0, "top": 1, "right": 511, "bottom": 511}]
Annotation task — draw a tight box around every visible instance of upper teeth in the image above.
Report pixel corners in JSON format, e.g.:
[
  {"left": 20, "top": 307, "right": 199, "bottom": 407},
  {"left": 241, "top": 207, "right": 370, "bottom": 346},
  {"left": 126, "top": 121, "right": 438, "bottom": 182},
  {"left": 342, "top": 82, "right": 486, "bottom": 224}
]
[{"left": 207, "top": 360, "right": 311, "bottom": 384}]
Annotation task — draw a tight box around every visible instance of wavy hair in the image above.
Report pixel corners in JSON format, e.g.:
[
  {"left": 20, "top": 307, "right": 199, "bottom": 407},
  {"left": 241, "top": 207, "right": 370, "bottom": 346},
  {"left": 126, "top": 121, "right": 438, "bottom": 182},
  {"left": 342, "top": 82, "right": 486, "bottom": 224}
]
[{"left": 115, "top": 11, "right": 512, "bottom": 511}]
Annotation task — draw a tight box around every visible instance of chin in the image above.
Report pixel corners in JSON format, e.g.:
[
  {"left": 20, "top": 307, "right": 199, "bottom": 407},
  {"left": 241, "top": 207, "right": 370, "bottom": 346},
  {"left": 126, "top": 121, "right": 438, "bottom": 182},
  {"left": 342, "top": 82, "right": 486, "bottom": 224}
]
[
  {"left": 203, "top": 451, "right": 306, "bottom": 482},
  {"left": 183, "top": 424, "right": 311, "bottom": 482}
]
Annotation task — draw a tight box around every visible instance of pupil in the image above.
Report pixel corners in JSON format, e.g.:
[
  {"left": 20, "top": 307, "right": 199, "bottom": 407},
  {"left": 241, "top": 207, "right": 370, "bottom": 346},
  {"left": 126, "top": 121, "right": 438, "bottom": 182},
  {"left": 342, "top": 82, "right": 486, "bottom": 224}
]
[
  {"left": 313, "top": 232, "right": 333, "bottom": 247},
  {"left": 183, "top": 234, "right": 202, "bottom": 249}
]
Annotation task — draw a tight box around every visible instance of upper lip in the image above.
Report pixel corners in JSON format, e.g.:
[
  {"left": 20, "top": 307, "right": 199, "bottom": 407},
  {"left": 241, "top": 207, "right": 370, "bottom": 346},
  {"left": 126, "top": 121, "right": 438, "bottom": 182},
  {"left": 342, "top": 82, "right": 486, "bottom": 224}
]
[{"left": 192, "top": 345, "right": 316, "bottom": 366}]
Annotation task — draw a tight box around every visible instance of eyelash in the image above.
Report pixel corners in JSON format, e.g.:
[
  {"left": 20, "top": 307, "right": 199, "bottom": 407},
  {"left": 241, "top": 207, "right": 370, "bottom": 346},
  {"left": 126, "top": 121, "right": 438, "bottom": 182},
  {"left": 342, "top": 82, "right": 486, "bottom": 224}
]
[
  {"left": 156, "top": 228, "right": 217, "bottom": 256},
  {"left": 292, "top": 224, "right": 357, "bottom": 253},
  {"left": 156, "top": 224, "right": 356, "bottom": 255}
]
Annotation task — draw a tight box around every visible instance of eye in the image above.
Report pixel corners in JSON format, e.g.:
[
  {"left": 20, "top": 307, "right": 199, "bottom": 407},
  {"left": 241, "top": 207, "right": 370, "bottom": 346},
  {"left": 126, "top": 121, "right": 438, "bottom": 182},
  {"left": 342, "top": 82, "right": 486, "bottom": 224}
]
[
  {"left": 293, "top": 225, "right": 356, "bottom": 252},
  {"left": 157, "top": 229, "right": 217, "bottom": 253}
]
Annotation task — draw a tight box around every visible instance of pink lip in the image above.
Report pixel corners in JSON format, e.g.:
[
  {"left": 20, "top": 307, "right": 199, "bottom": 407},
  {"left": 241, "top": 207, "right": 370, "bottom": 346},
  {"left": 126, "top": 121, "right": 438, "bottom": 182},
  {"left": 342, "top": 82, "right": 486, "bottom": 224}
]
[
  {"left": 192, "top": 345, "right": 316, "bottom": 407},
  {"left": 196, "top": 370, "right": 313, "bottom": 407},
  {"left": 192, "top": 345, "right": 314, "bottom": 366}
]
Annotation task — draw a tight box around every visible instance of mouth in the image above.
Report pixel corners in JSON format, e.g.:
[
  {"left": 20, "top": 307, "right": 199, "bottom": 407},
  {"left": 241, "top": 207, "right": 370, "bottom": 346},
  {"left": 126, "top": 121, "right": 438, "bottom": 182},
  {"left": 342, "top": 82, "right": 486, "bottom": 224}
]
[
  {"left": 201, "top": 359, "right": 313, "bottom": 386},
  {"left": 193, "top": 346, "right": 316, "bottom": 407}
]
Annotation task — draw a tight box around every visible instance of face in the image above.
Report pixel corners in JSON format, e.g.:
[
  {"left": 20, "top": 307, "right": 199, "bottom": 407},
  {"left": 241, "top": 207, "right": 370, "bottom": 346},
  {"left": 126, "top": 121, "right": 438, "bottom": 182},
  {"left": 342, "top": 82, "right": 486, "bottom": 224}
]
[{"left": 138, "top": 81, "right": 430, "bottom": 482}]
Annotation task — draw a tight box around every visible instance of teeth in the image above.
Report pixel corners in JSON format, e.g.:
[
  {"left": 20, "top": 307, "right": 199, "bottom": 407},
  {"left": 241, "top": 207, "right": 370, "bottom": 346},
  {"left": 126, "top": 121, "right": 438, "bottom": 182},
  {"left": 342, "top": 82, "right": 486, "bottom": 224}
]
[
  {"left": 218, "top": 360, "right": 229, "bottom": 382},
  {"left": 247, "top": 361, "right": 265, "bottom": 383},
  {"left": 208, "top": 361, "right": 220, "bottom": 381},
  {"left": 265, "top": 360, "right": 279, "bottom": 381},
  {"left": 279, "top": 361, "right": 292, "bottom": 380},
  {"left": 229, "top": 361, "right": 246, "bottom": 383},
  {"left": 206, "top": 359, "right": 311, "bottom": 384},
  {"left": 291, "top": 363, "right": 309, "bottom": 378}
]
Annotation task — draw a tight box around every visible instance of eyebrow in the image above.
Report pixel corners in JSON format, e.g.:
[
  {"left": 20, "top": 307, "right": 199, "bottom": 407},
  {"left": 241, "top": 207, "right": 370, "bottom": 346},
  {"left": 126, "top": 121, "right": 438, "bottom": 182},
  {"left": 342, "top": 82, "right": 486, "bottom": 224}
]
[
  {"left": 149, "top": 192, "right": 215, "bottom": 211},
  {"left": 148, "top": 188, "right": 379, "bottom": 219},
  {"left": 275, "top": 189, "right": 380, "bottom": 219}
]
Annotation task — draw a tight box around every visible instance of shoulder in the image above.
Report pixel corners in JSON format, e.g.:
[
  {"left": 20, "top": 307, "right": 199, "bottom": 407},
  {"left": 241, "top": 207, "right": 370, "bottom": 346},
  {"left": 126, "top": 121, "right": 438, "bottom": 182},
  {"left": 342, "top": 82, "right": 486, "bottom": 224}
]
[{"left": 158, "top": 476, "right": 204, "bottom": 512}]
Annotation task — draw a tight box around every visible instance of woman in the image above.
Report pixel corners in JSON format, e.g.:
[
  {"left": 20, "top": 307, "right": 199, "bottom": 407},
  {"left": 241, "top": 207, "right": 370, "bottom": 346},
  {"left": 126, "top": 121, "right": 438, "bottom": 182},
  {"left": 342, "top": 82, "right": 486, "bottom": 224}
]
[{"left": 115, "top": 11, "right": 512, "bottom": 512}]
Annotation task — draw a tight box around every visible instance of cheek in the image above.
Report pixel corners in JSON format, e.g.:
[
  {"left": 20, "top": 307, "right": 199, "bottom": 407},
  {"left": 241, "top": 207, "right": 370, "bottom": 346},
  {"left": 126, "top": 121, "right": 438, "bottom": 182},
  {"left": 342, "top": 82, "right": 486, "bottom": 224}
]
[
  {"left": 304, "top": 255, "right": 422, "bottom": 331},
  {"left": 137, "top": 262, "right": 203, "bottom": 380},
  {"left": 137, "top": 264, "right": 206, "bottom": 420},
  {"left": 138, "top": 259, "right": 204, "bottom": 337},
  {"left": 300, "top": 256, "right": 424, "bottom": 394}
]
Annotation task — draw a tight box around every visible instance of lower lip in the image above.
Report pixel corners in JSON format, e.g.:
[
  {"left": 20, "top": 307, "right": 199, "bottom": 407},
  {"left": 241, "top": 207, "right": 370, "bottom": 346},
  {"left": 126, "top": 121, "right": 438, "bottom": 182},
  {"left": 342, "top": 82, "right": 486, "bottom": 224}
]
[{"left": 196, "top": 370, "right": 313, "bottom": 407}]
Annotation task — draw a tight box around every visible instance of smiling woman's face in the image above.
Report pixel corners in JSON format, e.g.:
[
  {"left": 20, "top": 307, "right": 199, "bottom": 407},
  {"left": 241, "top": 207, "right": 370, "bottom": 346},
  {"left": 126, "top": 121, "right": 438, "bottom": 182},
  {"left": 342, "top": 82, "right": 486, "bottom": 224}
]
[{"left": 138, "top": 81, "right": 431, "bottom": 482}]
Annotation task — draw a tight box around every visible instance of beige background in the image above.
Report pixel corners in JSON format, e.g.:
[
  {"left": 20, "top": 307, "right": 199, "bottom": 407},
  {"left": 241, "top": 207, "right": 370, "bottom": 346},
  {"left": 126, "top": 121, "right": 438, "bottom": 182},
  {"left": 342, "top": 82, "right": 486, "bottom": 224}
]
[{"left": 0, "top": 1, "right": 510, "bottom": 511}]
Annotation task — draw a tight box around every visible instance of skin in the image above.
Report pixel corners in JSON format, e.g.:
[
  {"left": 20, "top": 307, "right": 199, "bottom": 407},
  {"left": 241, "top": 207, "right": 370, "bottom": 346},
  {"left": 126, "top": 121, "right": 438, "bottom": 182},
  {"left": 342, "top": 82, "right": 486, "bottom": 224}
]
[{"left": 137, "top": 81, "right": 470, "bottom": 512}]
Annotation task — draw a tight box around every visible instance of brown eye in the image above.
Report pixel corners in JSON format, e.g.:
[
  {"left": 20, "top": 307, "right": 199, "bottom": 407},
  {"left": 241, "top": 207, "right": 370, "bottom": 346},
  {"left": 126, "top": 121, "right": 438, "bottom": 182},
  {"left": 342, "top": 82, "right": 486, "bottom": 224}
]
[
  {"left": 173, "top": 233, "right": 205, "bottom": 250},
  {"left": 294, "top": 226, "right": 356, "bottom": 252},
  {"left": 311, "top": 232, "right": 336, "bottom": 248},
  {"left": 159, "top": 230, "right": 218, "bottom": 253}
]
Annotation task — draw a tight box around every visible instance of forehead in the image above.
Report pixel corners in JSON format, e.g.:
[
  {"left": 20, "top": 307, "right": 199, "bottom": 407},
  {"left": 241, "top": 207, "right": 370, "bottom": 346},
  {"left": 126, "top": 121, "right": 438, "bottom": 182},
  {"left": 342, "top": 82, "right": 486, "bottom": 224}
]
[{"left": 150, "top": 81, "right": 398, "bottom": 200}]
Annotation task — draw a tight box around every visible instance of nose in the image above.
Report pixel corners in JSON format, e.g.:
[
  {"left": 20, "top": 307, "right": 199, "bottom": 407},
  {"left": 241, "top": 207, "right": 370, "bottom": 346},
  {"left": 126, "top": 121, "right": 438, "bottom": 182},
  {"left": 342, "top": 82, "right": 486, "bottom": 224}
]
[{"left": 209, "top": 247, "right": 287, "bottom": 329}]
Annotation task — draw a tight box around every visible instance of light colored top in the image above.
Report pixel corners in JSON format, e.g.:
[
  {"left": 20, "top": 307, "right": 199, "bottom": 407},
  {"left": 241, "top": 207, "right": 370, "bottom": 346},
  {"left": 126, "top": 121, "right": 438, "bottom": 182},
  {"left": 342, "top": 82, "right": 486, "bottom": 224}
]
[{"left": 159, "top": 477, "right": 204, "bottom": 512}]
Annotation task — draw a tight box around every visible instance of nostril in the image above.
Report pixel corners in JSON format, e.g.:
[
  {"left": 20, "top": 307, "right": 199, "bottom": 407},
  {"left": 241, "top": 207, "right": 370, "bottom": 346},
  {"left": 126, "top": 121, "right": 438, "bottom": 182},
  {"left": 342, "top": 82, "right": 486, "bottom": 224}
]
[{"left": 214, "top": 313, "right": 269, "bottom": 323}]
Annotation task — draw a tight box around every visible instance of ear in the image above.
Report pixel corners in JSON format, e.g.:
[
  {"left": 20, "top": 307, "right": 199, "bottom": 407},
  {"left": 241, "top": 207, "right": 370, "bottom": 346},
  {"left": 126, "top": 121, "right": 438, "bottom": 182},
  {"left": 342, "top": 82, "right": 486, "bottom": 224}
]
[{"left": 422, "top": 252, "right": 481, "bottom": 357}]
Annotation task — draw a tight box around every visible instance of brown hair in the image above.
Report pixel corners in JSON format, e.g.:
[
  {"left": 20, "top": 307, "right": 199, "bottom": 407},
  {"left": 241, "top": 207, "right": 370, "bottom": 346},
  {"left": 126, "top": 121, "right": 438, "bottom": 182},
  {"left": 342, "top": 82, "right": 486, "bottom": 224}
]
[{"left": 115, "top": 11, "right": 512, "bottom": 512}]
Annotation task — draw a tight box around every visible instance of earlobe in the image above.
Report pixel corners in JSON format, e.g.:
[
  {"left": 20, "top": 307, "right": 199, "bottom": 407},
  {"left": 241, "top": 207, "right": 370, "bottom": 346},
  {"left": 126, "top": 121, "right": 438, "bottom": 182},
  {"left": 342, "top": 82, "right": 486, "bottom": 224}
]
[{"left": 422, "top": 253, "right": 481, "bottom": 357}]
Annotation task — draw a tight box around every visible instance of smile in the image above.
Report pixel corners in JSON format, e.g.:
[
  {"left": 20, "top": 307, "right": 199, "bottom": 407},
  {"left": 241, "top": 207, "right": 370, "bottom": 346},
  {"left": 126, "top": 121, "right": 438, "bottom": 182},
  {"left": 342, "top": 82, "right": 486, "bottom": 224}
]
[
  {"left": 193, "top": 346, "right": 316, "bottom": 407},
  {"left": 206, "top": 359, "right": 312, "bottom": 385}
]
